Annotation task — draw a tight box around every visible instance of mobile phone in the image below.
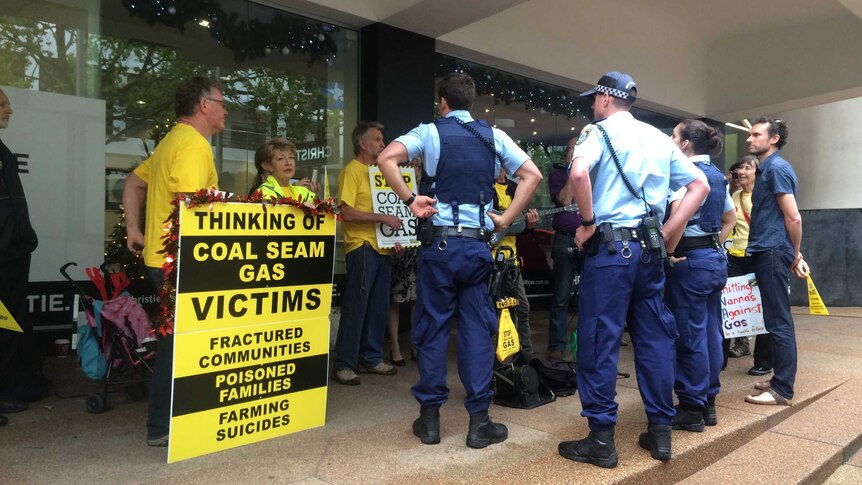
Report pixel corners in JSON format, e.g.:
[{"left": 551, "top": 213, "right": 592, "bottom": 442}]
[{"left": 311, "top": 169, "right": 319, "bottom": 185}]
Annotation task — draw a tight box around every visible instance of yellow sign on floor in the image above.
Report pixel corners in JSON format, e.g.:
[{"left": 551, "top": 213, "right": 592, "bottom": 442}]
[
  {"left": 807, "top": 276, "right": 829, "bottom": 316},
  {"left": 168, "top": 202, "right": 336, "bottom": 463},
  {"left": 0, "top": 298, "right": 23, "bottom": 332}
]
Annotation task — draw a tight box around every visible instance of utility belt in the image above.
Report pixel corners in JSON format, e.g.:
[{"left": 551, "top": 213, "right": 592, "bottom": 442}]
[
  {"left": 585, "top": 216, "right": 667, "bottom": 261},
  {"left": 432, "top": 225, "right": 486, "bottom": 240},
  {"left": 417, "top": 218, "right": 488, "bottom": 249},
  {"left": 673, "top": 235, "right": 719, "bottom": 257}
]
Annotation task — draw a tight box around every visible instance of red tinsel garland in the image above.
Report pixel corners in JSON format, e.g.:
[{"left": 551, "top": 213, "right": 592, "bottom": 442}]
[{"left": 153, "top": 188, "right": 339, "bottom": 336}]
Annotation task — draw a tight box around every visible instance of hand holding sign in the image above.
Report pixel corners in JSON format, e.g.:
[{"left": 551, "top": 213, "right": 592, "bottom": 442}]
[{"left": 792, "top": 257, "right": 810, "bottom": 279}]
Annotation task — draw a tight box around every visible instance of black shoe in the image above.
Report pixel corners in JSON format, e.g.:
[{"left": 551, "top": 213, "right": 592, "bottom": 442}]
[
  {"left": 558, "top": 429, "right": 618, "bottom": 468},
  {"left": 704, "top": 403, "right": 717, "bottom": 426},
  {"left": 0, "top": 415, "right": 7, "bottom": 426},
  {"left": 638, "top": 424, "right": 672, "bottom": 461},
  {"left": 748, "top": 365, "right": 772, "bottom": 376},
  {"left": 0, "top": 401, "right": 28, "bottom": 413},
  {"left": 390, "top": 351, "right": 406, "bottom": 367},
  {"left": 412, "top": 406, "right": 440, "bottom": 445},
  {"left": 672, "top": 406, "right": 705, "bottom": 432},
  {"left": 466, "top": 411, "right": 508, "bottom": 449}
]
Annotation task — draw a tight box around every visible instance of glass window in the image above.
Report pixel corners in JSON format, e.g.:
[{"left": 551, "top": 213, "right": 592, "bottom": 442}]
[
  {"left": 0, "top": 0, "right": 358, "bottom": 231},
  {"left": 1, "top": 0, "right": 357, "bottom": 279}
]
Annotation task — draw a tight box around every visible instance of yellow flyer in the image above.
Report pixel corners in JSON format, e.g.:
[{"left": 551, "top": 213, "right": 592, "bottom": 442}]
[{"left": 0, "top": 298, "right": 23, "bottom": 332}]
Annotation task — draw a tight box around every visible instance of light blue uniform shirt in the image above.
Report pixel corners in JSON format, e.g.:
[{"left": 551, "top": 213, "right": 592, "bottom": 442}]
[
  {"left": 571, "top": 111, "right": 700, "bottom": 227},
  {"left": 394, "top": 110, "right": 529, "bottom": 231},
  {"left": 669, "top": 154, "right": 735, "bottom": 237}
]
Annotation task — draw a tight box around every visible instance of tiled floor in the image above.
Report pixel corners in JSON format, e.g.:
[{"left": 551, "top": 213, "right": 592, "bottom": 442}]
[{"left": 2, "top": 309, "right": 861, "bottom": 484}]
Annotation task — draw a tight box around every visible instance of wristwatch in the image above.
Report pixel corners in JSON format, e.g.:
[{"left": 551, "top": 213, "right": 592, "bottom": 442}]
[
  {"left": 403, "top": 193, "right": 416, "bottom": 207},
  {"left": 581, "top": 214, "right": 596, "bottom": 227}
]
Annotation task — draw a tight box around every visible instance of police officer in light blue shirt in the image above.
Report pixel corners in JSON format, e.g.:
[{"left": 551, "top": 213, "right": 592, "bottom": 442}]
[
  {"left": 665, "top": 120, "right": 737, "bottom": 434},
  {"left": 557, "top": 71, "right": 709, "bottom": 468},
  {"left": 377, "top": 73, "right": 542, "bottom": 449}
]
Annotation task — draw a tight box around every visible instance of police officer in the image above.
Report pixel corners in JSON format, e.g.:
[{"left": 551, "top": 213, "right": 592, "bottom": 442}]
[
  {"left": 666, "top": 120, "right": 736, "bottom": 431},
  {"left": 377, "top": 72, "right": 542, "bottom": 448},
  {"left": 557, "top": 72, "right": 708, "bottom": 468}
]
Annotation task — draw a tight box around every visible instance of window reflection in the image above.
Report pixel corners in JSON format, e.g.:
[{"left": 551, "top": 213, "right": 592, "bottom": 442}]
[{"left": 0, "top": 0, "right": 357, "bottom": 257}]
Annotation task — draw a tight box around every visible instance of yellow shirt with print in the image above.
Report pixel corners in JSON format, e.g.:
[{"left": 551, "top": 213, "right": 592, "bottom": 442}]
[
  {"left": 728, "top": 190, "right": 752, "bottom": 258},
  {"left": 133, "top": 123, "right": 218, "bottom": 268},
  {"left": 492, "top": 180, "right": 519, "bottom": 261},
  {"left": 337, "top": 159, "right": 389, "bottom": 255}
]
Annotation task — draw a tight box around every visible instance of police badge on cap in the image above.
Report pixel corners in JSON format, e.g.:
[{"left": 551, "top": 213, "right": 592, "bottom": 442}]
[{"left": 580, "top": 71, "right": 637, "bottom": 102}]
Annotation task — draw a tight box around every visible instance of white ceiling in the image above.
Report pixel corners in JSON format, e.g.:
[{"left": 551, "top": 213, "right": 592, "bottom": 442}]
[{"left": 271, "top": 0, "right": 862, "bottom": 120}]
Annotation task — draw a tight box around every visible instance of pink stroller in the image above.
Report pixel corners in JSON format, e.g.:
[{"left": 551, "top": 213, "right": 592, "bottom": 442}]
[{"left": 61, "top": 262, "right": 156, "bottom": 413}]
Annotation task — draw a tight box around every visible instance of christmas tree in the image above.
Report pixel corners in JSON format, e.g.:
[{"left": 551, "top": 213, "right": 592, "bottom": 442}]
[{"left": 103, "top": 208, "right": 148, "bottom": 281}]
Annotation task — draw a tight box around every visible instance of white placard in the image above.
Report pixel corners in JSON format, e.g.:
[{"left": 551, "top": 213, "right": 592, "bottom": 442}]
[
  {"left": 368, "top": 165, "right": 418, "bottom": 248},
  {"left": 720, "top": 273, "right": 769, "bottom": 339}
]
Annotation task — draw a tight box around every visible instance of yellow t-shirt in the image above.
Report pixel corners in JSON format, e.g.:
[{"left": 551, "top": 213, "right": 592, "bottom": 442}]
[
  {"left": 133, "top": 123, "right": 218, "bottom": 268},
  {"left": 337, "top": 159, "right": 387, "bottom": 254},
  {"left": 493, "top": 180, "right": 519, "bottom": 260},
  {"left": 728, "top": 190, "right": 752, "bottom": 257}
]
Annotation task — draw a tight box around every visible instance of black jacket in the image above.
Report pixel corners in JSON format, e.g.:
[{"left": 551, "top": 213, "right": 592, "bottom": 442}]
[{"left": 0, "top": 138, "right": 37, "bottom": 262}]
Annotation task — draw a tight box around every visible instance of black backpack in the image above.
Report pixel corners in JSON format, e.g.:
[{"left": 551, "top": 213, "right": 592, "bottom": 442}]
[{"left": 527, "top": 353, "right": 578, "bottom": 397}]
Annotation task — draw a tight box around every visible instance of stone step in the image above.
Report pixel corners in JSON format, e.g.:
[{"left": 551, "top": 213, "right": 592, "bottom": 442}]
[{"left": 680, "top": 378, "right": 862, "bottom": 485}]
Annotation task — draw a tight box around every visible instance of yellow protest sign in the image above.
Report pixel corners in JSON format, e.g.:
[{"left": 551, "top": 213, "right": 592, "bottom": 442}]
[
  {"left": 168, "top": 202, "right": 335, "bottom": 463},
  {"left": 807, "top": 276, "right": 829, "bottom": 315},
  {"left": 0, "top": 298, "right": 23, "bottom": 332},
  {"left": 495, "top": 309, "right": 520, "bottom": 362}
]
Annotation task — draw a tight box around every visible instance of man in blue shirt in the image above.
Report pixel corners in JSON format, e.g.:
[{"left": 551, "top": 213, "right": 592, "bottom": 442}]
[
  {"left": 378, "top": 72, "right": 542, "bottom": 449},
  {"left": 557, "top": 72, "right": 709, "bottom": 468},
  {"left": 743, "top": 117, "right": 808, "bottom": 406}
]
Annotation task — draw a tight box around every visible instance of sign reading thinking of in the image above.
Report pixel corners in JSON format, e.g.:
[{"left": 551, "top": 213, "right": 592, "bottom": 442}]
[
  {"left": 369, "top": 165, "right": 418, "bottom": 248},
  {"left": 720, "top": 274, "right": 767, "bottom": 339},
  {"left": 169, "top": 202, "right": 335, "bottom": 463}
]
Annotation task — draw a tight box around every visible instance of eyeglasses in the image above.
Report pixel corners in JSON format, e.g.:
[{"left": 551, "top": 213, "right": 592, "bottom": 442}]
[{"left": 205, "top": 97, "right": 226, "bottom": 107}]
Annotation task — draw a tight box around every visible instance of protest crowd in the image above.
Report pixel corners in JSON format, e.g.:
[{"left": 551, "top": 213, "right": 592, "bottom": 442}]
[{"left": 0, "top": 71, "right": 810, "bottom": 468}]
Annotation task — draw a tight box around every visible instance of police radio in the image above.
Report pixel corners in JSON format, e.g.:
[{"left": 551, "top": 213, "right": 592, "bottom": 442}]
[{"left": 640, "top": 211, "right": 667, "bottom": 259}]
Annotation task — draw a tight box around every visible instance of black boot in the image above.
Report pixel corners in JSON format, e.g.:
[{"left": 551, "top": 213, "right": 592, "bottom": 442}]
[
  {"left": 558, "top": 429, "right": 618, "bottom": 469},
  {"left": 412, "top": 406, "right": 440, "bottom": 445},
  {"left": 638, "top": 424, "right": 672, "bottom": 461},
  {"left": 703, "top": 398, "right": 717, "bottom": 426},
  {"left": 466, "top": 411, "right": 508, "bottom": 449},
  {"left": 672, "top": 405, "right": 705, "bottom": 432}
]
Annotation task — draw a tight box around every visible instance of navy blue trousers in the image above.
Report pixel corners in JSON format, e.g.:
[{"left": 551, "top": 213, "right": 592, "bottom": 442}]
[
  {"left": 577, "top": 242, "right": 677, "bottom": 430},
  {"left": 665, "top": 248, "right": 727, "bottom": 408},
  {"left": 146, "top": 267, "right": 170, "bottom": 440},
  {"left": 335, "top": 244, "right": 391, "bottom": 371},
  {"left": 752, "top": 249, "right": 796, "bottom": 399},
  {"left": 411, "top": 238, "right": 496, "bottom": 414}
]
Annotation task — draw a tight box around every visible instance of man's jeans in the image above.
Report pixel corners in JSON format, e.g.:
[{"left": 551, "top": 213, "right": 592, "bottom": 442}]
[
  {"left": 548, "top": 233, "right": 579, "bottom": 351},
  {"left": 752, "top": 249, "right": 797, "bottom": 400},
  {"left": 335, "top": 244, "right": 392, "bottom": 370},
  {"left": 146, "top": 267, "right": 171, "bottom": 440}
]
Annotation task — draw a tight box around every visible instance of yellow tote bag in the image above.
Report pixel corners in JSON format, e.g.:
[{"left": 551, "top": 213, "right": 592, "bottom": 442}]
[{"left": 496, "top": 309, "right": 521, "bottom": 362}]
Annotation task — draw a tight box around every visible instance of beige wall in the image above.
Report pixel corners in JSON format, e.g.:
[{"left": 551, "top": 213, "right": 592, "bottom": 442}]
[
  {"left": 773, "top": 96, "right": 862, "bottom": 209},
  {"left": 707, "top": 14, "right": 862, "bottom": 120}
]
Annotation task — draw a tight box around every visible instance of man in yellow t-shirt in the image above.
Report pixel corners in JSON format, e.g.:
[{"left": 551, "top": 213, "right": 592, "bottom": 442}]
[
  {"left": 492, "top": 170, "right": 538, "bottom": 354},
  {"left": 334, "top": 121, "right": 403, "bottom": 386},
  {"left": 122, "top": 76, "right": 227, "bottom": 447}
]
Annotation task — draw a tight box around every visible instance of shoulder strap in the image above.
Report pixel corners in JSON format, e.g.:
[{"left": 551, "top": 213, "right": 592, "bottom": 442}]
[{"left": 593, "top": 123, "right": 642, "bottom": 202}]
